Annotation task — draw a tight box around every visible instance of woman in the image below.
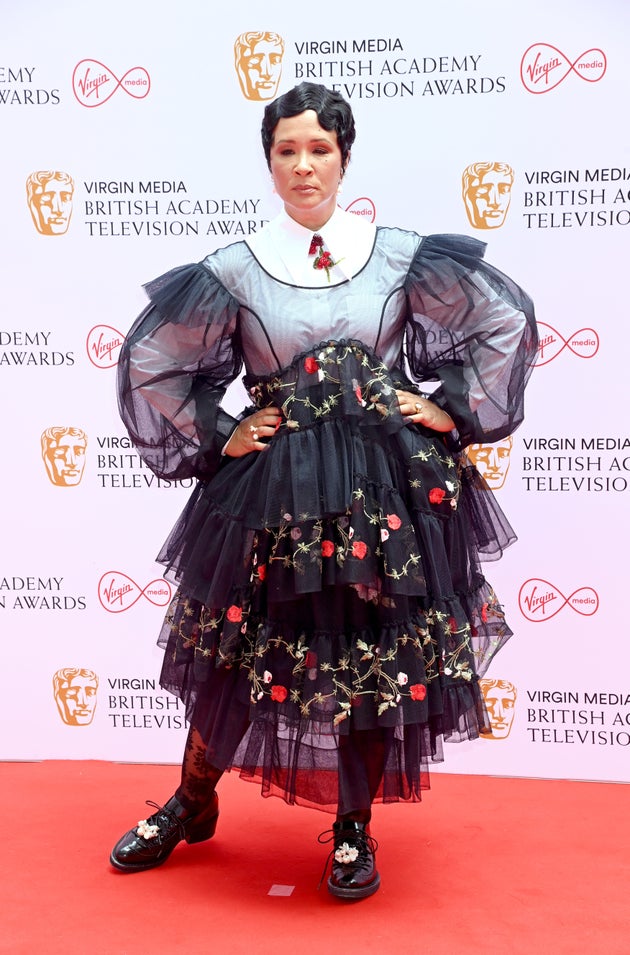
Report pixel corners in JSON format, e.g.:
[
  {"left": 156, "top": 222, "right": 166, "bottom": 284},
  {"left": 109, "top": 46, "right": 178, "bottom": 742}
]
[{"left": 110, "top": 82, "right": 537, "bottom": 900}]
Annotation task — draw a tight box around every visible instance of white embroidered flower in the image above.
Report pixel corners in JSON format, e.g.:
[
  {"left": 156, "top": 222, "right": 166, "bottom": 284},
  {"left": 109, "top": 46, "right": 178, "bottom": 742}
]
[
  {"left": 136, "top": 820, "right": 160, "bottom": 840},
  {"left": 263, "top": 670, "right": 273, "bottom": 683},
  {"left": 445, "top": 480, "right": 457, "bottom": 492},
  {"left": 397, "top": 671, "right": 408, "bottom": 686},
  {"left": 381, "top": 528, "right": 390, "bottom": 542},
  {"left": 334, "top": 842, "right": 359, "bottom": 864}
]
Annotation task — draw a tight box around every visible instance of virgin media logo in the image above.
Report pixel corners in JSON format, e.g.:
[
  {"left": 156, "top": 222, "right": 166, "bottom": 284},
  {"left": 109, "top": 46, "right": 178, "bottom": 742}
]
[
  {"left": 536, "top": 322, "right": 599, "bottom": 366},
  {"left": 520, "top": 44, "right": 606, "bottom": 94},
  {"left": 87, "top": 325, "right": 124, "bottom": 369},
  {"left": 518, "top": 578, "right": 599, "bottom": 623},
  {"left": 344, "top": 197, "right": 376, "bottom": 223},
  {"left": 98, "top": 572, "right": 172, "bottom": 613},
  {"left": 72, "top": 59, "right": 150, "bottom": 107}
]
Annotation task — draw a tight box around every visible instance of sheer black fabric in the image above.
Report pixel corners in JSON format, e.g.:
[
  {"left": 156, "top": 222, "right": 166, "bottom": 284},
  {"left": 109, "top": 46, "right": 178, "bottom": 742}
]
[
  {"left": 117, "top": 263, "right": 243, "bottom": 482},
  {"left": 405, "top": 234, "right": 538, "bottom": 449},
  {"left": 118, "top": 230, "right": 537, "bottom": 812}
]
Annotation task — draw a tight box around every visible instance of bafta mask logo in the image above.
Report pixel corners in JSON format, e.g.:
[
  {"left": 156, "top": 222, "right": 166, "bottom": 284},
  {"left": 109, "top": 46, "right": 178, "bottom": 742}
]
[
  {"left": 26, "top": 170, "right": 74, "bottom": 235},
  {"left": 234, "top": 31, "right": 284, "bottom": 101},
  {"left": 53, "top": 667, "right": 98, "bottom": 726},
  {"left": 466, "top": 436, "right": 513, "bottom": 490},
  {"left": 462, "top": 162, "right": 514, "bottom": 229},
  {"left": 480, "top": 678, "right": 517, "bottom": 740},
  {"left": 41, "top": 427, "right": 87, "bottom": 487}
]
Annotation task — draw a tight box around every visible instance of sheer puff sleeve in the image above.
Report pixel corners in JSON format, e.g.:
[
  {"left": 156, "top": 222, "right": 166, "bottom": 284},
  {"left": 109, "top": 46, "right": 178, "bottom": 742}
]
[
  {"left": 117, "top": 262, "right": 242, "bottom": 481},
  {"left": 405, "top": 234, "right": 538, "bottom": 449}
]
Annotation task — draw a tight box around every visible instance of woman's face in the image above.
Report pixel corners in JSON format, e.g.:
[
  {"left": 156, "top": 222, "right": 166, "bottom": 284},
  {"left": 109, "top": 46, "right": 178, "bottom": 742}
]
[{"left": 269, "top": 109, "right": 345, "bottom": 230}]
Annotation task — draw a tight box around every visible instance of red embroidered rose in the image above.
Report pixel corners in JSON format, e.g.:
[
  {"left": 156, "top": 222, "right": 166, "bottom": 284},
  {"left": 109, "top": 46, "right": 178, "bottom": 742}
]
[
  {"left": 481, "top": 603, "right": 489, "bottom": 623},
  {"left": 304, "top": 357, "right": 319, "bottom": 374},
  {"left": 355, "top": 385, "right": 363, "bottom": 404},
  {"left": 270, "top": 685, "right": 288, "bottom": 702},
  {"left": 352, "top": 540, "right": 368, "bottom": 559},
  {"left": 257, "top": 564, "right": 267, "bottom": 582},
  {"left": 410, "top": 683, "right": 427, "bottom": 701},
  {"left": 312, "top": 248, "right": 343, "bottom": 282},
  {"left": 387, "top": 513, "right": 402, "bottom": 531},
  {"left": 304, "top": 651, "right": 317, "bottom": 669},
  {"left": 315, "top": 251, "right": 333, "bottom": 270},
  {"left": 321, "top": 540, "right": 335, "bottom": 558},
  {"left": 428, "top": 487, "right": 446, "bottom": 505},
  {"left": 226, "top": 605, "right": 243, "bottom": 623},
  {"left": 449, "top": 616, "right": 457, "bottom": 633}
]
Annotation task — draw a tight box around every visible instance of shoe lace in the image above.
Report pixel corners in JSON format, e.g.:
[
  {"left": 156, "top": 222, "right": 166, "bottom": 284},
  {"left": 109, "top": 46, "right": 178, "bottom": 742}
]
[
  {"left": 316, "top": 826, "right": 378, "bottom": 890},
  {"left": 137, "top": 800, "right": 186, "bottom": 844}
]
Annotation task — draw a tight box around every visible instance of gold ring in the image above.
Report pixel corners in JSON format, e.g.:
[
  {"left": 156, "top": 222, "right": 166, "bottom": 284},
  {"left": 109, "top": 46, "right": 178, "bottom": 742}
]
[
  {"left": 252, "top": 431, "right": 259, "bottom": 442},
  {"left": 415, "top": 403, "right": 422, "bottom": 414}
]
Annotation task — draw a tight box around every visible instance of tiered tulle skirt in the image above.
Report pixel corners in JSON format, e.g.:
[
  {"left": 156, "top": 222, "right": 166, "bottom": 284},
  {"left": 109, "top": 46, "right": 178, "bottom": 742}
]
[{"left": 156, "top": 341, "right": 515, "bottom": 811}]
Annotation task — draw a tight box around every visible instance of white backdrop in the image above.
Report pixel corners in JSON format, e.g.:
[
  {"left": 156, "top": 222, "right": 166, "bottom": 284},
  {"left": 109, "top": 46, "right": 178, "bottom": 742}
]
[{"left": 2, "top": 0, "right": 629, "bottom": 785}]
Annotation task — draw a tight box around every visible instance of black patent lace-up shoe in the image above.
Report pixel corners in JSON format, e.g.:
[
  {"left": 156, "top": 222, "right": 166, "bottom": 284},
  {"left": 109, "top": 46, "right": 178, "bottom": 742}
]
[
  {"left": 109, "top": 792, "right": 219, "bottom": 872},
  {"left": 319, "top": 820, "right": 380, "bottom": 900}
]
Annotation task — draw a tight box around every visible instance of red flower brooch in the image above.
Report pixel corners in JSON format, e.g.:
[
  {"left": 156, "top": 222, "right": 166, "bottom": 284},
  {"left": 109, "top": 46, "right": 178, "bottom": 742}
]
[
  {"left": 308, "top": 233, "right": 342, "bottom": 282},
  {"left": 313, "top": 248, "right": 342, "bottom": 281}
]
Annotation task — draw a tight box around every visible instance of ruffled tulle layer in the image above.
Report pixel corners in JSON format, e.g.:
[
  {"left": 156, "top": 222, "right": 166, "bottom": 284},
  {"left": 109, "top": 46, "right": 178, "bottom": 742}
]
[
  {"left": 158, "top": 578, "right": 502, "bottom": 811},
  {"left": 153, "top": 341, "right": 514, "bottom": 810}
]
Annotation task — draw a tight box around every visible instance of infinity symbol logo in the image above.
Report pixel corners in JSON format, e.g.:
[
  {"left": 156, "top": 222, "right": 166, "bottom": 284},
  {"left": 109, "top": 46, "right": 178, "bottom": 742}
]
[
  {"left": 520, "top": 44, "right": 606, "bottom": 94},
  {"left": 536, "top": 322, "right": 599, "bottom": 366},
  {"left": 72, "top": 59, "right": 151, "bottom": 108},
  {"left": 518, "top": 578, "right": 599, "bottom": 622},
  {"left": 98, "top": 572, "right": 172, "bottom": 613}
]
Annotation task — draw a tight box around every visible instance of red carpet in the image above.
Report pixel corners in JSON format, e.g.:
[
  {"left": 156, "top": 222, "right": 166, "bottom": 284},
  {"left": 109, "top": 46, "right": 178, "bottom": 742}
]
[{"left": 2, "top": 761, "right": 627, "bottom": 955}]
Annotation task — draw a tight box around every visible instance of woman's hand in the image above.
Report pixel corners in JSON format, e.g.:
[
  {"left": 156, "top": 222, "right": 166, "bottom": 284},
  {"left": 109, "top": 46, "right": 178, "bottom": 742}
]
[
  {"left": 223, "top": 407, "right": 283, "bottom": 457},
  {"left": 395, "top": 390, "right": 455, "bottom": 433}
]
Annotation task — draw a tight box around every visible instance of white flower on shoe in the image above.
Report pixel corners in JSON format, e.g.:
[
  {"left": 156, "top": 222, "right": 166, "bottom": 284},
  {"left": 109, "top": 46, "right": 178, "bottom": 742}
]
[
  {"left": 334, "top": 842, "right": 359, "bottom": 864},
  {"left": 136, "top": 820, "right": 160, "bottom": 840}
]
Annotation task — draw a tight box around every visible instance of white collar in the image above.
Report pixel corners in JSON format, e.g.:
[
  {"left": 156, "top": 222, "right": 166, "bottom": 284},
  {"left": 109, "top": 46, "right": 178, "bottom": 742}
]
[{"left": 247, "top": 206, "right": 376, "bottom": 286}]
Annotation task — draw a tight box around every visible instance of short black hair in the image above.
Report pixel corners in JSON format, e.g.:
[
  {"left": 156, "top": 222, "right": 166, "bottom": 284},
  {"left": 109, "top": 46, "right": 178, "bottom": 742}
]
[{"left": 261, "top": 82, "right": 356, "bottom": 171}]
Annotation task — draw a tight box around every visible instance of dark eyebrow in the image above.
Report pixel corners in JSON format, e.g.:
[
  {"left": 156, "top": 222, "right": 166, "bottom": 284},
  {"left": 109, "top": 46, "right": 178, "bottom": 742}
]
[{"left": 274, "top": 137, "right": 334, "bottom": 146}]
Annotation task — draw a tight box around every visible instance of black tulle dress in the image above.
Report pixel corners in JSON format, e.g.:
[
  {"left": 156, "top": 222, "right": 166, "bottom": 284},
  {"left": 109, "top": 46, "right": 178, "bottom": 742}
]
[{"left": 117, "top": 227, "right": 537, "bottom": 813}]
